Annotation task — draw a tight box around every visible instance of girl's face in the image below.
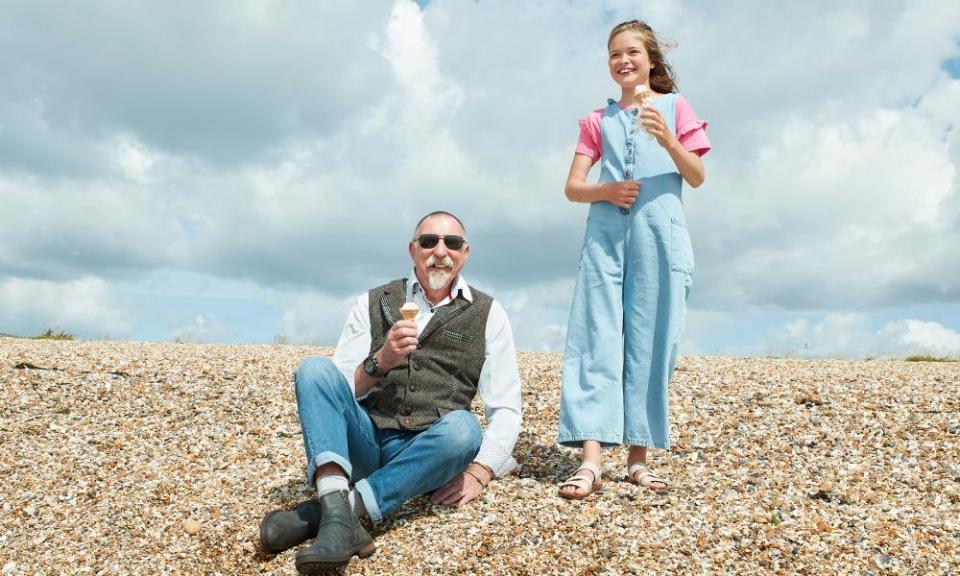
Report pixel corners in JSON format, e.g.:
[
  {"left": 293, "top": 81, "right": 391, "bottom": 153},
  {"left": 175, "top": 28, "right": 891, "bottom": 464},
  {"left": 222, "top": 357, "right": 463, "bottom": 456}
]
[{"left": 608, "top": 31, "right": 653, "bottom": 89}]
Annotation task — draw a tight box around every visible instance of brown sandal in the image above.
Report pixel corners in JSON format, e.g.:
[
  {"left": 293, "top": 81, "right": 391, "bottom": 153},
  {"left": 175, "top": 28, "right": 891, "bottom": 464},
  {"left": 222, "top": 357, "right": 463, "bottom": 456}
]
[
  {"left": 626, "top": 463, "right": 670, "bottom": 493},
  {"left": 558, "top": 462, "right": 603, "bottom": 500}
]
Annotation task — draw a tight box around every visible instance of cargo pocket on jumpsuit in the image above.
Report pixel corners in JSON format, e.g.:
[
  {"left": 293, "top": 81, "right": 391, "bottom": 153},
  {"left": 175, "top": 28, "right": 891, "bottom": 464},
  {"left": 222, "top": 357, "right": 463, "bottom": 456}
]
[
  {"left": 669, "top": 217, "right": 695, "bottom": 278},
  {"left": 669, "top": 216, "right": 694, "bottom": 332},
  {"left": 577, "top": 215, "right": 592, "bottom": 271}
]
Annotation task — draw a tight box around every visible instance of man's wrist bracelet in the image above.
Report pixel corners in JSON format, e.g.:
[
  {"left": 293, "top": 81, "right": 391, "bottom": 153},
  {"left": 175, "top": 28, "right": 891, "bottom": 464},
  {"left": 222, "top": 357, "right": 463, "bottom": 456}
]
[
  {"left": 474, "top": 462, "right": 495, "bottom": 478},
  {"left": 464, "top": 469, "right": 487, "bottom": 488}
]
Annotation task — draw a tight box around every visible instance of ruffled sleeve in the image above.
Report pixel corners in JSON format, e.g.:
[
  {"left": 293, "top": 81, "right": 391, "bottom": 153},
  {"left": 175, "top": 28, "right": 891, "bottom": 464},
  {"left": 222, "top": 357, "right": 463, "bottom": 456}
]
[
  {"left": 675, "top": 95, "right": 711, "bottom": 156},
  {"left": 574, "top": 108, "right": 604, "bottom": 164}
]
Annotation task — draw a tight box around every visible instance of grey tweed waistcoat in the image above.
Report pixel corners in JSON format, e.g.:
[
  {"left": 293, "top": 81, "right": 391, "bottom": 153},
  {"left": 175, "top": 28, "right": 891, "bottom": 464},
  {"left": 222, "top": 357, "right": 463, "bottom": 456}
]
[{"left": 361, "top": 278, "right": 492, "bottom": 431}]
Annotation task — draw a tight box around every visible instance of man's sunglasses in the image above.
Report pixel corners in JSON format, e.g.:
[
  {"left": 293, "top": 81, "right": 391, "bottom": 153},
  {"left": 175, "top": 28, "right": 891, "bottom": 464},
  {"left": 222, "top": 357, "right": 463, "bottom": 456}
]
[{"left": 415, "top": 234, "right": 466, "bottom": 251}]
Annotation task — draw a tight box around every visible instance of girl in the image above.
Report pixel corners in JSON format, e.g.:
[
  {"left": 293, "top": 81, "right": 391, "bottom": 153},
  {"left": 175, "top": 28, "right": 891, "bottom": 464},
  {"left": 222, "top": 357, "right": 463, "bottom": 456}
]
[{"left": 557, "top": 20, "right": 710, "bottom": 499}]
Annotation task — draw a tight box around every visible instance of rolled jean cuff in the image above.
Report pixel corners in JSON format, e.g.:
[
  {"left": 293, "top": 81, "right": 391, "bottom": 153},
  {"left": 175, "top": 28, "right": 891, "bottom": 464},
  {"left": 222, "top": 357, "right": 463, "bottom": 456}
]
[
  {"left": 307, "top": 451, "right": 353, "bottom": 484},
  {"left": 353, "top": 478, "right": 381, "bottom": 524}
]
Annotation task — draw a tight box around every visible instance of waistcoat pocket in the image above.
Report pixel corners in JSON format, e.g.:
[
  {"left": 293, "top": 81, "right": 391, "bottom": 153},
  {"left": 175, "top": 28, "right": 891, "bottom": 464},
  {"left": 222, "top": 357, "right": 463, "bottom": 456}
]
[
  {"left": 441, "top": 329, "right": 473, "bottom": 343},
  {"left": 670, "top": 217, "right": 695, "bottom": 275}
]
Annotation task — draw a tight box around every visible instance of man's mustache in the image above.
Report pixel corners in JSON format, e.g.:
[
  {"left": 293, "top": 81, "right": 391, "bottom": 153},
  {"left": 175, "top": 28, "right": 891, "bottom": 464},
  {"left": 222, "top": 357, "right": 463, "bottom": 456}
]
[{"left": 426, "top": 255, "right": 454, "bottom": 269}]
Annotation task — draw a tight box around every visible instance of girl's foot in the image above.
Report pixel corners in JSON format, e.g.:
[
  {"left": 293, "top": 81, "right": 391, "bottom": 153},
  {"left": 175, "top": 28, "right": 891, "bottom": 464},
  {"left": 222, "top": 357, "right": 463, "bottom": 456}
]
[
  {"left": 626, "top": 462, "right": 669, "bottom": 492},
  {"left": 626, "top": 446, "right": 668, "bottom": 492},
  {"left": 558, "top": 461, "right": 603, "bottom": 500}
]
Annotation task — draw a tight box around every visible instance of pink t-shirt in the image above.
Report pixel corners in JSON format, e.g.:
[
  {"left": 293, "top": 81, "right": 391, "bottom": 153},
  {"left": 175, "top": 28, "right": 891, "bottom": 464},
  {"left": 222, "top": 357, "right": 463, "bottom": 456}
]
[{"left": 575, "top": 94, "right": 710, "bottom": 163}]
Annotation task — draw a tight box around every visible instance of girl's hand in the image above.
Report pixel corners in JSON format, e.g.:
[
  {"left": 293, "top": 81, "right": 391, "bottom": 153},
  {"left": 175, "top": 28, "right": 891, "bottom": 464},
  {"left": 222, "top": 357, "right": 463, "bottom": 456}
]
[
  {"left": 602, "top": 180, "right": 640, "bottom": 209},
  {"left": 637, "top": 105, "right": 706, "bottom": 188},
  {"left": 639, "top": 106, "right": 678, "bottom": 149}
]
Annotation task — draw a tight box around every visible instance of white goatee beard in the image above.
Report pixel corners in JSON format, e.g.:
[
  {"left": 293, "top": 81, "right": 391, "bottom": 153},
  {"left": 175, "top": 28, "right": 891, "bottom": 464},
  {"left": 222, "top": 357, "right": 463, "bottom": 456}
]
[
  {"left": 427, "top": 269, "right": 452, "bottom": 291},
  {"left": 425, "top": 255, "right": 454, "bottom": 291}
]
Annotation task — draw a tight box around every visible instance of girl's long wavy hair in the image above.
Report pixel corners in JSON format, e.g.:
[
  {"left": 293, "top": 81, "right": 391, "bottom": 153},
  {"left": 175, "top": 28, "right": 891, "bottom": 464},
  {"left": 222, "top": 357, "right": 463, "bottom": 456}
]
[{"left": 608, "top": 20, "right": 678, "bottom": 94}]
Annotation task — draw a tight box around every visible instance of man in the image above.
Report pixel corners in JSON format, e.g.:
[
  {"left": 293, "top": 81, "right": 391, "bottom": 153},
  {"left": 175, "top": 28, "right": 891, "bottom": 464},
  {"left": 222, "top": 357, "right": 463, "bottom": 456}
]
[{"left": 259, "top": 211, "right": 523, "bottom": 574}]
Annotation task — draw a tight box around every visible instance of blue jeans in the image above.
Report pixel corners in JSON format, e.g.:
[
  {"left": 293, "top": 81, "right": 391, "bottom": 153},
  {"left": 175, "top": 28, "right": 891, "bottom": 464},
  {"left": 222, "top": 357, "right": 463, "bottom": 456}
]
[{"left": 294, "top": 357, "right": 482, "bottom": 524}]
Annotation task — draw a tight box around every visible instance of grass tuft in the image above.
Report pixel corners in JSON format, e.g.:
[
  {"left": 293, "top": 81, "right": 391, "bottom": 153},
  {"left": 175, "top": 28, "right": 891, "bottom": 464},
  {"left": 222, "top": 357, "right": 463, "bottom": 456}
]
[
  {"left": 30, "top": 329, "right": 76, "bottom": 341},
  {"left": 905, "top": 354, "right": 956, "bottom": 362}
]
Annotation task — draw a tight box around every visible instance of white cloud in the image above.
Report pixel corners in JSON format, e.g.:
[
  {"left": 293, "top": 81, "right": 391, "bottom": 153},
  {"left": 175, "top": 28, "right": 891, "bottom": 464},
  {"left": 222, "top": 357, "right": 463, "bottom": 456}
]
[
  {"left": 277, "top": 292, "right": 356, "bottom": 345},
  {"left": 0, "top": 2, "right": 396, "bottom": 168},
  {"left": 170, "top": 313, "right": 224, "bottom": 343},
  {"left": 0, "top": 276, "right": 131, "bottom": 338},
  {"left": 882, "top": 319, "right": 960, "bottom": 357},
  {"left": 492, "top": 277, "right": 578, "bottom": 352},
  {"left": 380, "top": 1, "right": 461, "bottom": 123},
  {"left": 680, "top": 308, "right": 738, "bottom": 356},
  {"left": 0, "top": 1, "right": 958, "bottom": 353},
  {"left": 112, "top": 134, "right": 161, "bottom": 184},
  {"left": 691, "top": 72, "right": 960, "bottom": 310},
  {"left": 764, "top": 313, "right": 960, "bottom": 358},
  {"left": 0, "top": 174, "right": 180, "bottom": 279}
]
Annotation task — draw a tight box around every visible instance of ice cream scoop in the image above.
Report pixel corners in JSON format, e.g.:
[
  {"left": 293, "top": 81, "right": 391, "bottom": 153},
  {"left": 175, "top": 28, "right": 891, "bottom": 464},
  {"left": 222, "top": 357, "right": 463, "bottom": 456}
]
[
  {"left": 633, "top": 85, "right": 655, "bottom": 139},
  {"left": 633, "top": 84, "right": 653, "bottom": 105},
  {"left": 400, "top": 302, "right": 419, "bottom": 321}
]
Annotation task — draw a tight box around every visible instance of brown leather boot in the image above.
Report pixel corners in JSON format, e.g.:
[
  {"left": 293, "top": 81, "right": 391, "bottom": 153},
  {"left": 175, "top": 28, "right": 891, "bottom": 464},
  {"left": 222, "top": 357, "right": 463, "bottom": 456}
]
[{"left": 294, "top": 490, "right": 375, "bottom": 574}]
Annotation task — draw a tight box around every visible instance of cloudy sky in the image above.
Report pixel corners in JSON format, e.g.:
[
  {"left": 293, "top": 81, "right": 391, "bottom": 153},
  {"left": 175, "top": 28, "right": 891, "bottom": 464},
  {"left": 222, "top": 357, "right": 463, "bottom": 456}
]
[{"left": 2, "top": 0, "right": 959, "bottom": 359}]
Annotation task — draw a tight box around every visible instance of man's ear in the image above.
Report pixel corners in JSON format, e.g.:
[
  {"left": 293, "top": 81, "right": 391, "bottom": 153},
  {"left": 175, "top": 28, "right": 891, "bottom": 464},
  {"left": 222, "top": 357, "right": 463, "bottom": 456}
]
[{"left": 408, "top": 240, "right": 416, "bottom": 259}]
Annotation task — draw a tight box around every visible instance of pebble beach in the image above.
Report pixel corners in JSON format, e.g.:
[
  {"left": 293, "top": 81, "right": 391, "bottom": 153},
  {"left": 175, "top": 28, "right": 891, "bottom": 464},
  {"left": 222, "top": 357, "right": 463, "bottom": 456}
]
[{"left": 2, "top": 337, "right": 958, "bottom": 575}]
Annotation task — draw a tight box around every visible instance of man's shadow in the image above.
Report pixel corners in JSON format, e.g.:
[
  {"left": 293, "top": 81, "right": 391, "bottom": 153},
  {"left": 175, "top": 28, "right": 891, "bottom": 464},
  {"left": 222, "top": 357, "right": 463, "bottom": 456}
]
[
  {"left": 261, "top": 478, "right": 314, "bottom": 506},
  {"left": 510, "top": 428, "right": 600, "bottom": 483}
]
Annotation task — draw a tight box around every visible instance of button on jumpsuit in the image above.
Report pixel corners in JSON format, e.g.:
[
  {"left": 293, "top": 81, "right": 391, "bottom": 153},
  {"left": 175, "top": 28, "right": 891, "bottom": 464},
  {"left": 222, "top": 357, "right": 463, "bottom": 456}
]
[{"left": 558, "top": 94, "right": 694, "bottom": 450}]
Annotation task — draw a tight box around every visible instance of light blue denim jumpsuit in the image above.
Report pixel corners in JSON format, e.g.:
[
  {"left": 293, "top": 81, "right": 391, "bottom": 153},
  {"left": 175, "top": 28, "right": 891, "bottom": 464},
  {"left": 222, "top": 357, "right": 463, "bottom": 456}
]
[{"left": 558, "top": 94, "right": 694, "bottom": 450}]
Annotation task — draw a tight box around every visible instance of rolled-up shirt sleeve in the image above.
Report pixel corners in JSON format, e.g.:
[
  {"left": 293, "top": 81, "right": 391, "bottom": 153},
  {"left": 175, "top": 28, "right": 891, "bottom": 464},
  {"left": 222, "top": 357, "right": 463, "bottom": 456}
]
[
  {"left": 332, "top": 295, "right": 372, "bottom": 396},
  {"left": 474, "top": 300, "right": 523, "bottom": 477}
]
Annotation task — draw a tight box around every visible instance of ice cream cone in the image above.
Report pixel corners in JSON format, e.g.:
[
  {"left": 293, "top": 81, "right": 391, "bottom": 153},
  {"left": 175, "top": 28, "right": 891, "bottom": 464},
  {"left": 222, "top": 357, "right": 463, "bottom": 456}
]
[
  {"left": 400, "top": 302, "right": 419, "bottom": 321},
  {"left": 633, "top": 85, "right": 652, "bottom": 105},
  {"left": 633, "top": 85, "right": 654, "bottom": 139}
]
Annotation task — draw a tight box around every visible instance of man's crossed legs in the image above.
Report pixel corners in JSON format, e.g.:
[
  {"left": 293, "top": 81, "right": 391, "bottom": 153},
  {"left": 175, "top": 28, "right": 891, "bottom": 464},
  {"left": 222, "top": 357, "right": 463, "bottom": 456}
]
[{"left": 260, "top": 358, "right": 482, "bottom": 573}]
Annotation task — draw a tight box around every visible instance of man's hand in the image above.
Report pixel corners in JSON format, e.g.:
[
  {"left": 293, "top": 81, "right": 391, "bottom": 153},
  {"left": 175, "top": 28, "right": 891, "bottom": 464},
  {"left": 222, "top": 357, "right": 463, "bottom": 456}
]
[
  {"left": 429, "top": 472, "right": 484, "bottom": 507},
  {"left": 378, "top": 319, "right": 418, "bottom": 371}
]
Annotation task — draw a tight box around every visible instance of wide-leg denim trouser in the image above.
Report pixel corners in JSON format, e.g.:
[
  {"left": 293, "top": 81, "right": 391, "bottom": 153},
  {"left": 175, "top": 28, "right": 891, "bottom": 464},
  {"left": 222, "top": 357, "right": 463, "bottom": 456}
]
[
  {"left": 558, "top": 177, "right": 693, "bottom": 450},
  {"left": 294, "top": 357, "right": 482, "bottom": 523}
]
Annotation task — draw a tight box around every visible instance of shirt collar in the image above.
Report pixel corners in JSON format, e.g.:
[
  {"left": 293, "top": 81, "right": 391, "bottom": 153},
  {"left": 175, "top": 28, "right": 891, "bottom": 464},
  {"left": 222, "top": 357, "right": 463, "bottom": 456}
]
[{"left": 408, "top": 271, "right": 473, "bottom": 305}]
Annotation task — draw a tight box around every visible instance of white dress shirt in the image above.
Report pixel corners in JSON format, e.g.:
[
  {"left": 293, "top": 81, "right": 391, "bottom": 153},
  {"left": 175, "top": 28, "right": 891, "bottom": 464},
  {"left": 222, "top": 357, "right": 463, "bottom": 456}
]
[{"left": 332, "top": 273, "right": 522, "bottom": 477}]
